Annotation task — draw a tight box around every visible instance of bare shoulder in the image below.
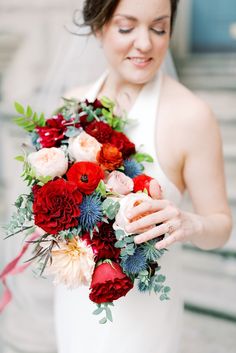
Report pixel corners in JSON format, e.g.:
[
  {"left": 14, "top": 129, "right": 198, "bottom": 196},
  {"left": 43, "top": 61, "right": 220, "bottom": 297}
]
[{"left": 161, "top": 74, "right": 220, "bottom": 144}]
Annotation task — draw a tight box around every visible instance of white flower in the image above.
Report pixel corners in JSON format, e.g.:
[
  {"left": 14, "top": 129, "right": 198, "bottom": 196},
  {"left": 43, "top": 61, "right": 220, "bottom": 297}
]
[
  {"left": 114, "top": 192, "right": 154, "bottom": 235},
  {"left": 28, "top": 147, "right": 68, "bottom": 179},
  {"left": 68, "top": 131, "right": 101, "bottom": 163},
  {"left": 46, "top": 238, "right": 95, "bottom": 289},
  {"left": 106, "top": 171, "right": 134, "bottom": 195}
]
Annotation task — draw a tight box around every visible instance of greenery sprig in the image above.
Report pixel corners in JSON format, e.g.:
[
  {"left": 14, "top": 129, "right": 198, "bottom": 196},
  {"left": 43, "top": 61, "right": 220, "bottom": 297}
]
[
  {"left": 93, "top": 302, "right": 114, "bottom": 324},
  {"left": 13, "top": 102, "right": 45, "bottom": 132}
]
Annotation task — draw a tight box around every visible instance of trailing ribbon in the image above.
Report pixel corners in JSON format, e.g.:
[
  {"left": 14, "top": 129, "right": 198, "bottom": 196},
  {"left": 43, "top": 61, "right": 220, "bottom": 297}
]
[{"left": 0, "top": 232, "right": 39, "bottom": 312}]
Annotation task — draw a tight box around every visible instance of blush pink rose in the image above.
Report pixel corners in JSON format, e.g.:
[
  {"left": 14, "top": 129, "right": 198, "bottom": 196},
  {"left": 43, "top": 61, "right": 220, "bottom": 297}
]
[
  {"left": 27, "top": 147, "right": 68, "bottom": 179},
  {"left": 106, "top": 171, "right": 134, "bottom": 195},
  {"left": 68, "top": 131, "right": 101, "bottom": 163}
]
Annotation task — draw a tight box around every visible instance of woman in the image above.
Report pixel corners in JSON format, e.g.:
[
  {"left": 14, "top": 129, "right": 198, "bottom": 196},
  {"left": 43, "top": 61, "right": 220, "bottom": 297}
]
[{"left": 55, "top": 0, "right": 232, "bottom": 352}]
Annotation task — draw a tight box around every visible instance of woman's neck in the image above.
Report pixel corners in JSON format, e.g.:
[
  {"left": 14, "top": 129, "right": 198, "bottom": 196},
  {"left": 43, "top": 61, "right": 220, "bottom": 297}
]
[{"left": 97, "top": 70, "right": 145, "bottom": 113}]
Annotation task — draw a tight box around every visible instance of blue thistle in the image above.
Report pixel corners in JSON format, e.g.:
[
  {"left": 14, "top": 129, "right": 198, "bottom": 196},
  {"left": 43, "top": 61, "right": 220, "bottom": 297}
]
[
  {"left": 122, "top": 247, "right": 147, "bottom": 275},
  {"left": 79, "top": 193, "right": 103, "bottom": 231},
  {"left": 123, "top": 159, "right": 143, "bottom": 178}
]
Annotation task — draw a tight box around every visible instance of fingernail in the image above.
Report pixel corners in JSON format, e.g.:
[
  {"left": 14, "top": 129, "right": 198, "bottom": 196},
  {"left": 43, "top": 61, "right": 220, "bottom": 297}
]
[{"left": 134, "top": 236, "right": 141, "bottom": 244}]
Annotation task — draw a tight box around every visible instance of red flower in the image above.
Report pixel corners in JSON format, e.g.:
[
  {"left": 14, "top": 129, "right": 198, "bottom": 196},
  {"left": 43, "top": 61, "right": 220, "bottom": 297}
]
[
  {"left": 67, "top": 162, "right": 104, "bottom": 194},
  {"left": 110, "top": 131, "right": 136, "bottom": 159},
  {"left": 33, "top": 178, "right": 82, "bottom": 234},
  {"left": 89, "top": 262, "right": 133, "bottom": 304},
  {"left": 85, "top": 121, "right": 113, "bottom": 143},
  {"left": 133, "top": 174, "right": 153, "bottom": 193},
  {"left": 97, "top": 143, "right": 123, "bottom": 171},
  {"left": 133, "top": 174, "right": 162, "bottom": 198},
  {"left": 36, "top": 114, "right": 80, "bottom": 148},
  {"left": 82, "top": 222, "right": 120, "bottom": 261}
]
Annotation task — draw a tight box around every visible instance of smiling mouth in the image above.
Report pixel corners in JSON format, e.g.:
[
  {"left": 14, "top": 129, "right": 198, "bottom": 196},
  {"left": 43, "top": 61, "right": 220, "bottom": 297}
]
[{"left": 127, "top": 57, "right": 152, "bottom": 65}]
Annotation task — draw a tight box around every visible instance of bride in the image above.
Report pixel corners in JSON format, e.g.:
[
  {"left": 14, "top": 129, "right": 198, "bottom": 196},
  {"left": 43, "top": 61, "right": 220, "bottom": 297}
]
[{"left": 55, "top": 0, "right": 232, "bottom": 352}]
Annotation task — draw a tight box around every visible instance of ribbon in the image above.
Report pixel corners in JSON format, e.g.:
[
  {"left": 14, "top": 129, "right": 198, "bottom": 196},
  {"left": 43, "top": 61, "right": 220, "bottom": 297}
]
[{"left": 0, "top": 232, "right": 40, "bottom": 313}]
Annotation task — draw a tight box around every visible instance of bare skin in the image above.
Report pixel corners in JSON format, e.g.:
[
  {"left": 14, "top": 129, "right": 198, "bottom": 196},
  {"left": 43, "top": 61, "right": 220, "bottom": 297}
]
[{"left": 65, "top": 73, "right": 232, "bottom": 252}]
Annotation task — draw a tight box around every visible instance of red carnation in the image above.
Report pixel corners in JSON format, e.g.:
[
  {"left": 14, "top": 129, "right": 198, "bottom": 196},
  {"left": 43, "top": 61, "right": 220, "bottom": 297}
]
[
  {"left": 36, "top": 114, "right": 80, "bottom": 148},
  {"left": 67, "top": 161, "right": 104, "bottom": 194},
  {"left": 110, "top": 131, "right": 136, "bottom": 159},
  {"left": 89, "top": 262, "right": 133, "bottom": 304},
  {"left": 33, "top": 178, "right": 82, "bottom": 234},
  {"left": 82, "top": 222, "right": 120, "bottom": 261},
  {"left": 85, "top": 121, "right": 113, "bottom": 143}
]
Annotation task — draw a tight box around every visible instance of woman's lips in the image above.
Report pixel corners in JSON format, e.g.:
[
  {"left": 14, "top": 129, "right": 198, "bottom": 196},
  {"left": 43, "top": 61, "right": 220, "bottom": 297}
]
[{"left": 128, "top": 57, "right": 152, "bottom": 68}]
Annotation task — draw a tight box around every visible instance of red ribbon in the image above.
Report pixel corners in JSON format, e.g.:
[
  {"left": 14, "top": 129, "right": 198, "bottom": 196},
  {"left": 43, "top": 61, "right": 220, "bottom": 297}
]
[{"left": 0, "top": 232, "right": 39, "bottom": 312}]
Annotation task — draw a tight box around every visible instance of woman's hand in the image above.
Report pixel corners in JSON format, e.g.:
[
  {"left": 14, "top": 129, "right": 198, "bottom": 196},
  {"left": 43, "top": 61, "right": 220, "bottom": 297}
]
[{"left": 125, "top": 199, "right": 203, "bottom": 250}]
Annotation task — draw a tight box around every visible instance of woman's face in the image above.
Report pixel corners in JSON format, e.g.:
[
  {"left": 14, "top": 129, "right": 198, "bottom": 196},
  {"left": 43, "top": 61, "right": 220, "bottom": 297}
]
[{"left": 98, "top": 0, "right": 171, "bottom": 85}]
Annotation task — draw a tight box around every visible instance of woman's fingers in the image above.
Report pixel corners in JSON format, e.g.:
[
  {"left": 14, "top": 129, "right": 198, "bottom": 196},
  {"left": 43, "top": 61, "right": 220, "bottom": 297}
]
[
  {"left": 126, "top": 204, "right": 179, "bottom": 233},
  {"left": 155, "top": 230, "right": 182, "bottom": 249},
  {"left": 127, "top": 200, "right": 167, "bottom": 220},
  {"left": 134, "top": 222, "right": 169, "bottom": 244}
]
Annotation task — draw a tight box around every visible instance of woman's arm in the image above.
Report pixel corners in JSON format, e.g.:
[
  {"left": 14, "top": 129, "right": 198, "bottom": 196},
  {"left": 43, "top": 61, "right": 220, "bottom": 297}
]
[{"left": 126, "top": 100, "right": 233, "bottom": 250}]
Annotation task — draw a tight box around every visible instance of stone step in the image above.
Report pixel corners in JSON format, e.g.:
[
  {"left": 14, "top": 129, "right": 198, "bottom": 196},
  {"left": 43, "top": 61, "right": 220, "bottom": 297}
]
[
  {"left": 181, "top": 248, "right": 236, "bottom": 317},
  {"left": 179, "top": 310, "right": 236, "bottom": 353},
  {"left": 194, "top": 91, "right": 236, "bottom": 121}
]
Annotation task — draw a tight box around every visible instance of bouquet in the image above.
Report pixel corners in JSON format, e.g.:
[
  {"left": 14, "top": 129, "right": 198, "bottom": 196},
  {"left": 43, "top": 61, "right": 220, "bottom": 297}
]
[{"left": 2, "top": 96, "right": 171, "bottom": 324}]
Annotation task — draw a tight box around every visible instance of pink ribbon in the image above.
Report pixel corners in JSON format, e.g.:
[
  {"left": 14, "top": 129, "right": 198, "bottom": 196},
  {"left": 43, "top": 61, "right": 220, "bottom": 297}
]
[{"left": 0, "top": 232, "right": 39, "bottom": 312}]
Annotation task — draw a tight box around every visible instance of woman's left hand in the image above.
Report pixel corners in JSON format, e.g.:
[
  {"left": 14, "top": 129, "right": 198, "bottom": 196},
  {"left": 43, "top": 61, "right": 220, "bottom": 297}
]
[{"left": 125, "top": 198, "right": 203, "bottom": 250}]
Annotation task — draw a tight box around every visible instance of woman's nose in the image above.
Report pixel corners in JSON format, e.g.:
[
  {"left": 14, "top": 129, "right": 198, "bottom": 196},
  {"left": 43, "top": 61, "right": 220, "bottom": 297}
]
[{"left": 133, "top": 28, "right": 152, "bottom": 52}]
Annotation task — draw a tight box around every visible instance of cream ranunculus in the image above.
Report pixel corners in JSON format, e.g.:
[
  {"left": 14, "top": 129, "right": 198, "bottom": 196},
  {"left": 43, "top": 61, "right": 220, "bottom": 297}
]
[
  {"left": 114, "top": 193, "right": 154, "bottom": 235},
  {"left": 28, "top": 147, "right": 68, "bottom": 179},
  {"left": 46, "top": 238, "right": 95, "bottom": 289},
  {"left": 106, "top": 171, "right": 134, "bottom": 195},
  {"left": 68, "top": 131, "right": 101, "bottom": 163}
]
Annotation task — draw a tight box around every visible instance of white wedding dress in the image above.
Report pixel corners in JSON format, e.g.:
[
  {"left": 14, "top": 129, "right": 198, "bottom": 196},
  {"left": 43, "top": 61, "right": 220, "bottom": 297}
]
[{"left": 55, "top": 70, "right": 184, "bottom": 353}]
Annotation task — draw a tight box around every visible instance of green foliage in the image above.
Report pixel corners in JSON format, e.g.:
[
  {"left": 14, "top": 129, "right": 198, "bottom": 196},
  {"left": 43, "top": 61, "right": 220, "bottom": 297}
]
[
  {"left": 133, "top": 152, "right": 154, "bottom": 163},
  {"left": 102, "top": 198, "right": 120, "bottom": 220},
  {"left": 96, "top": 180, "right": 107, "bottom": 197},
  {"left": 100, "top": 96, "right": 128, "bottom": 132},
  {"left": 5, "top": 193, "right": 34, "bottom": 238},
  {"left": 13, "top": 102, "right": 45, "bottom": 132},
  {"left": 141, "top": 240, "right": 165, "bottom": 262},
  {"left": 93, "top": 302, "right": 114, "bottom": 324}
]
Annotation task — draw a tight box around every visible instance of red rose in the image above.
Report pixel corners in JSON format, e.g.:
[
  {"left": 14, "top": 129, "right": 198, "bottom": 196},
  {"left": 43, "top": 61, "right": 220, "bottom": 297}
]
[
  {"left": 133, "top": 174, "right": 162, "bottom": 199},
  {"left": 82, "top": 222, "right": 120, "bottom": 261},
  {"left": 89, "top": 262, "right": 133, "bottom": 304},
  {"left": 36, "top": 114, "right": 80, "bottom": 148},
  {"left": 110, "top": 131, "right": 136, "bottom": 159},
  {"left": 97, "top": 143, "right": 123, "bottom": 171},
  {"left": 67, "top": 161, "right": 104, "bottom": 194},
  {"left": 85, "top": 121, "right": 113, "bottom": 143},
  {"left": 33, "top": 178, "right": 82, "bottom": 234}
]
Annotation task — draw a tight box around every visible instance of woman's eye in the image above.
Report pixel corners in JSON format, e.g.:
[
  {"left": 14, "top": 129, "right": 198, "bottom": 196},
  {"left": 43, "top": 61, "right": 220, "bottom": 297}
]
[
  {"left": 152, "top": 29, "right": 166, "bottom": 35},
  {"left": 118, "top": 28, "right": 133, "bottom": 34}
]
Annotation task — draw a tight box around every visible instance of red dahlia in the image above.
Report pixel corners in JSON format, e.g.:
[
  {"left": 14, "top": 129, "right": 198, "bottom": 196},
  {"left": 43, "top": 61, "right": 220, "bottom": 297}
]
[{"left": 67, "top": 161, "right": 104, "bottom": 194}]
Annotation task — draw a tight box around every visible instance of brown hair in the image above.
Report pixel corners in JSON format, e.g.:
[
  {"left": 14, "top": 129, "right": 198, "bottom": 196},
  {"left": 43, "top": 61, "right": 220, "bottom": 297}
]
[{"left": 74, "top": 0, "right": 180, "bottom": 35}]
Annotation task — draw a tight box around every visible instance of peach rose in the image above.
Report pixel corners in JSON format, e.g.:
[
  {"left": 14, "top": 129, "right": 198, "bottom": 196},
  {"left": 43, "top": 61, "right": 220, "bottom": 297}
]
[
  {"left": 106, "top": 171, "right": 134, "bottom": 195},
  {"left": 113, "top": 193, "right": 154, "bottom": 235},
  {"left": 68, "top": 131, "right": 101, "bottom": 163},
  {"left": 28, "top": 147, "right": 68, "bottom": 179}
]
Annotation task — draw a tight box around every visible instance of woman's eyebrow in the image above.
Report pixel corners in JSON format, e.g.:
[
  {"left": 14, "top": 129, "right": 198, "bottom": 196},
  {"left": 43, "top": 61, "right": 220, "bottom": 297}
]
[{"left": 113, "top": 14, "right": 170, "bottom": 22}]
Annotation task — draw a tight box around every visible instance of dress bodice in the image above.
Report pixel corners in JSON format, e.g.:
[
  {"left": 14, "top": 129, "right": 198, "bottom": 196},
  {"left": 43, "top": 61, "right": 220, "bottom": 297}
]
[{"left": 84, "top": 70, "right": 183, "bottom": 205}]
